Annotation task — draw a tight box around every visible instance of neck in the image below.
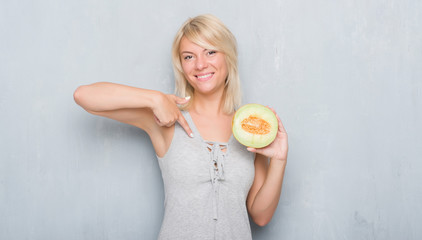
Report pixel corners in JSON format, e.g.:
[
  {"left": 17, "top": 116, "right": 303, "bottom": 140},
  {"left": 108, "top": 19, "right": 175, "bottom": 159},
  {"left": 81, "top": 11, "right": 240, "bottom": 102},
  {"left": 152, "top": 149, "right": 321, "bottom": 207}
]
[{"left": 191, "top": 90, "right": 226, "bottom": 116}]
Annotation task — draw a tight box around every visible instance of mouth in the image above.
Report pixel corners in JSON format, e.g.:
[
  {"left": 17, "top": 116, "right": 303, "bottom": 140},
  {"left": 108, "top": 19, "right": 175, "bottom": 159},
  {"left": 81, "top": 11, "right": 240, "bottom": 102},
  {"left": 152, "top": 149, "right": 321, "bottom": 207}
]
[{"left": 195, "top": 72, "right": 214, "bottom": 81}]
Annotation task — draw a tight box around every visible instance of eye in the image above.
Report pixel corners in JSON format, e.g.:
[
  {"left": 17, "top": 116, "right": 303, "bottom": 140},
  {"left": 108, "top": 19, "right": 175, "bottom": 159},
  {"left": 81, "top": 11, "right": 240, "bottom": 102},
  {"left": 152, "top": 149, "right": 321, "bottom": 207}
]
[
  {"left": 183, "top": 55, "right": 193, "bottom": 60},
  {"left": 207, "top": 50, "right": 217, "bottom": 56}
]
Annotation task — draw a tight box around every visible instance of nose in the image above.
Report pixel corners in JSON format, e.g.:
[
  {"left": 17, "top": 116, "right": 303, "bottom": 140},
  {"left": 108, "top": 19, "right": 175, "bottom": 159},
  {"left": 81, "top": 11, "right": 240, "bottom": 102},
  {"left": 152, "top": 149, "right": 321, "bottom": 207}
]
[{"left": 195, "top": 55, "right": 208, "bottom": 70}]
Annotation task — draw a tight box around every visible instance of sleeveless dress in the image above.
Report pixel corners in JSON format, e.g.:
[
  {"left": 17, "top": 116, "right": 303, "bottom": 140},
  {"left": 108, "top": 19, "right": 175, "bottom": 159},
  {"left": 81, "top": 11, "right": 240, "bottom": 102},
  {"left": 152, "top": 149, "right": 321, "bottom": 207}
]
[{"left": 157, "top": 111, "right": 255, "bottom": 240}]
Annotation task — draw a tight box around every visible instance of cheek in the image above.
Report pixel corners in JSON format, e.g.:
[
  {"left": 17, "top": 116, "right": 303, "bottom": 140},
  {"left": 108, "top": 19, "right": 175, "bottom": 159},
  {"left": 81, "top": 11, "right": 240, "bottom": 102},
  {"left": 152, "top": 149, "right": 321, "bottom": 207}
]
[
  {"left": 181, "top": 62, "right": 189, "bottom": 73},
  {"left": 216, "top": 57, "right": 228, "bottom": 74},
  {"left": 181, "top": 65, "right": 195, "bottom": 85},
  {"left": 218, "top": 61, "right": 229, "bottom": 77},
  {"left": 181, "top": 62, "right": 196, "bottom": 79},
  {"left": 223, "top": 62, "right": 229, "bottom": 74}
]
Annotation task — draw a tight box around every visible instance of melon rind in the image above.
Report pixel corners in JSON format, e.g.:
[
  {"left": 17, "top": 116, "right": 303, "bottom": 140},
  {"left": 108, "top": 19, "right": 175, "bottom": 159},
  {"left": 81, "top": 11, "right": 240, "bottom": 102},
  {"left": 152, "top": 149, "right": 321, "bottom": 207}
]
[{"left": 232, "top": 104, "right": 278, "bottom": 148}]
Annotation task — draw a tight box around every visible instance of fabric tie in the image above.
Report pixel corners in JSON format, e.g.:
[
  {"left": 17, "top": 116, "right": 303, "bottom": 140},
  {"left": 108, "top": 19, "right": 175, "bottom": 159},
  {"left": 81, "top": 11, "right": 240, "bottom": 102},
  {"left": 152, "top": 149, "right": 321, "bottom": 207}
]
[{"left": 207, "top": 142, "right": 227, "bottom": 220}]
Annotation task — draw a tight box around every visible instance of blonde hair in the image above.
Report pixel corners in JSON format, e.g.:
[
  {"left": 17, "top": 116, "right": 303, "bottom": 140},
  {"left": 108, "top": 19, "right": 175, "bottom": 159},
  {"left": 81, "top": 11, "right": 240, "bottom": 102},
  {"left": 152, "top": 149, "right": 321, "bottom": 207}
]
[{"left": 172, "top": 14, "right": 241, "bottom": 114}]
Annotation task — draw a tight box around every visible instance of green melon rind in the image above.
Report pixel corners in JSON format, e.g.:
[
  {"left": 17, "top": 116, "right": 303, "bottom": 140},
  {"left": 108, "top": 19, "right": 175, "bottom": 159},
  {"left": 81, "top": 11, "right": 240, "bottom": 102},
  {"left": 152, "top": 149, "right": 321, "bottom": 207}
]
[{"left": 232, "top": 104, "right": 278, "bottom": 148}]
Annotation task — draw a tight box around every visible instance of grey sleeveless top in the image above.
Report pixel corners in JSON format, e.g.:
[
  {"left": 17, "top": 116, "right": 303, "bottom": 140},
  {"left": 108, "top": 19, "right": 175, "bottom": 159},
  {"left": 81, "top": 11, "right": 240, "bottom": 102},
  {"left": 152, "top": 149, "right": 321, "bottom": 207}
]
[{"left": 157, "top": 111, "right": 255, "bottom": 240}]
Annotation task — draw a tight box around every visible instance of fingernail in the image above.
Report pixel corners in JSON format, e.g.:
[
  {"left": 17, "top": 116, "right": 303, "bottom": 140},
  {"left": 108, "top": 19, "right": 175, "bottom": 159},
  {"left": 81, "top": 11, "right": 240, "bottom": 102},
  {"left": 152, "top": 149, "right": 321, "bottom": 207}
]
[
  {"left": 189, "top": 132, "right": 194, "bottom": 138},
  {"left": 185, "top": 96, "right": 191, "bottom": 100},
  {"left": 247, "top": 147, "right": 254, "bottom": 152}
]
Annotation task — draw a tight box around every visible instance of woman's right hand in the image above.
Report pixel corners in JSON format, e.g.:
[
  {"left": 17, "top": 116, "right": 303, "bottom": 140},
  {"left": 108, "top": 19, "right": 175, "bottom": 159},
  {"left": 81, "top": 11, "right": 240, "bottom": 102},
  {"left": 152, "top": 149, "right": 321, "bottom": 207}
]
[{"left": 152, "top": 93, "right": 194, "bottom": 138}]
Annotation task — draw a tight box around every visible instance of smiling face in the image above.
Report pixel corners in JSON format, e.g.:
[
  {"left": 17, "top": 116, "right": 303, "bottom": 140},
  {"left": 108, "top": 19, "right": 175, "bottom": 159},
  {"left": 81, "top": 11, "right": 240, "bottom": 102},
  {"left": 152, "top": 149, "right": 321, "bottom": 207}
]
[{"left": 179, "top": 37, "right": 228, "bottom": 96}]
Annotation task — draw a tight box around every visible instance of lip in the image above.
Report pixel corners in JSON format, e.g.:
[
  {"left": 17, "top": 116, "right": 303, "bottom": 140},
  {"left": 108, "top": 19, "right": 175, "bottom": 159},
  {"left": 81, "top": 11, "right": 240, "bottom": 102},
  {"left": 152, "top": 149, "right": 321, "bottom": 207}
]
[{"left": 195, "top": 72, "right": 214, "bottom": 82}]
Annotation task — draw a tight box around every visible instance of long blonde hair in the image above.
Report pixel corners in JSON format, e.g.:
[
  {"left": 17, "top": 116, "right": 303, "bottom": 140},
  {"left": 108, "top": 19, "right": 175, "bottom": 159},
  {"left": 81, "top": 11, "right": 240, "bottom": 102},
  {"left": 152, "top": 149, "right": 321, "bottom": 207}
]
[{"left": 172, "top": 14, "right": 241, "bottom": 114}]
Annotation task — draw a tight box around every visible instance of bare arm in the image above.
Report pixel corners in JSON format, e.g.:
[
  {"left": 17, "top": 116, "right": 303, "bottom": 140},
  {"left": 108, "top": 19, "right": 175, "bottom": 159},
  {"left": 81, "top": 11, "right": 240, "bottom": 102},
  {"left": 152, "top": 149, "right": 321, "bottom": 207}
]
[
  {"left": 246, "top": 108, "right": 288, "bottom": 226},
  {"left": 74, "top": 82, "right": 159, "bottom": 129},
  {"left": 73, "top": 82, "right": 193, "bottom": 156},
  {"left": 74, "top": 82, "right": 156, "bottom": 112}
]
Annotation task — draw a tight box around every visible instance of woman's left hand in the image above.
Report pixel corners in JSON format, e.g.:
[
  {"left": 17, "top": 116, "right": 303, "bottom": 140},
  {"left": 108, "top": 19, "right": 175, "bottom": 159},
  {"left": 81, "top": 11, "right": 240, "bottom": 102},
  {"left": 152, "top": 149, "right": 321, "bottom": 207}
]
[{"left": 247, "top": 107, "right": 288, "bottom": 161}]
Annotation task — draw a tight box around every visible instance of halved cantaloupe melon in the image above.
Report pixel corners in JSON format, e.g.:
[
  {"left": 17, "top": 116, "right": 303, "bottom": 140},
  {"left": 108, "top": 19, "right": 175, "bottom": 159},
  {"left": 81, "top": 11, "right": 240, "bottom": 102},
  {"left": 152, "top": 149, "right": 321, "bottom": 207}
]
[{"left": 232, "top": 104, "right": 278, "bottom": 148}]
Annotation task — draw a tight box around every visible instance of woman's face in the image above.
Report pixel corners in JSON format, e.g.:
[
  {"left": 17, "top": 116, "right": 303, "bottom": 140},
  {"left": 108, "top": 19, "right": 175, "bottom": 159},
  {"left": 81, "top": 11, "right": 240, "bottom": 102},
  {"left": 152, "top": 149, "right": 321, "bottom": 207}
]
[{"left": 179, "top": 37, "right": 228, "bottom": 96}]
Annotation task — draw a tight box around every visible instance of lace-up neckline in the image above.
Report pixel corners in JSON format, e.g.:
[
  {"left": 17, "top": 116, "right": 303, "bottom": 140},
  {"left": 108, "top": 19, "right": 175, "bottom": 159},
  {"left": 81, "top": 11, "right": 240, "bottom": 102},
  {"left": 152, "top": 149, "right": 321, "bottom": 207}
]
[{"left": 185, "top": 111, "right": 234, "bottom": 220}]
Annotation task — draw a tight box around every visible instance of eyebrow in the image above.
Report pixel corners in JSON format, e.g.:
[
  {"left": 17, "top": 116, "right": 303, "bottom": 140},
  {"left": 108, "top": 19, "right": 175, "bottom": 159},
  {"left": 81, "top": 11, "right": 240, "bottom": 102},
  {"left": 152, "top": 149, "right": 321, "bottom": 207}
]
[
  {"left": 180, "top": 51, "right": 194, "bottom": 55},
  {"left": 180, "top": 49, "right": 212, "bottom": 55}
]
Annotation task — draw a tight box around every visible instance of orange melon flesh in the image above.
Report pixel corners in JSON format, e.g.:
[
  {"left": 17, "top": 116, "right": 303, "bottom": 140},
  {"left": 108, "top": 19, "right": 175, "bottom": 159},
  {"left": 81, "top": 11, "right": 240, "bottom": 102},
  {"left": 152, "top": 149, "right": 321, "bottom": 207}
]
[
  {"left": 241, "top": 116, "right": 271, "bottom": 135},
  {"left": 232, "top": 104, "right": 278, "bottom": 148}
]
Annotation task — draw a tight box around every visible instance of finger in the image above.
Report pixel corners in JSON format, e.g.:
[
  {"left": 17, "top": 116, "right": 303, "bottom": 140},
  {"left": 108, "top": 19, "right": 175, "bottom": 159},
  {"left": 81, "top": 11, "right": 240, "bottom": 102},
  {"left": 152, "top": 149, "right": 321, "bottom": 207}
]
[
  {"left": 154, "top": 115, "right": 162, "bottom": 126},
  {"left": 267, "top": 106, "right": 277, "bottom": 115},
  {"left": 165, "top": 122, "right": 176, "bottom": 127},
  {"left": 247, "top": 147, "right": 266, "bottom": 156},
  {"left": 246, "top": 147, "right": 256, "bottom": 152},
  {"left": 267, "top": 106, "right": 287, "bottom": 133},
  {"left": 276, "top": 115, "right": 287, "bottom": 133},
  {"left": 266, "top": 106, "right": 279, "bottom": 120},
  {"left": 175, "top": 95, "right": 191, "bottom": 105},
  {"left": 177, "top": 113, "right": 194, "bottom": 138}
]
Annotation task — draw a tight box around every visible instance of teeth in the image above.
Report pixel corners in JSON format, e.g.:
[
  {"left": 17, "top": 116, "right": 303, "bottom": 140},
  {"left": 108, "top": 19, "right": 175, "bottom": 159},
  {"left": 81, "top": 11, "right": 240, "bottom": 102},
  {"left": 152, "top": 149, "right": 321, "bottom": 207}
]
[{"left": 197, "top": 73, "right": 212, "bottom": 79}]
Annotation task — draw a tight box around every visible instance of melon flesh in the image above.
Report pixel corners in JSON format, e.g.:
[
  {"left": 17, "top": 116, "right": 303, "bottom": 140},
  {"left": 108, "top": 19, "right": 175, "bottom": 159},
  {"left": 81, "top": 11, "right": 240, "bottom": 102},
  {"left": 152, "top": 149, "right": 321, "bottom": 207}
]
[{"left": 232, "top": 104, "right": 278, "bottom": 148}]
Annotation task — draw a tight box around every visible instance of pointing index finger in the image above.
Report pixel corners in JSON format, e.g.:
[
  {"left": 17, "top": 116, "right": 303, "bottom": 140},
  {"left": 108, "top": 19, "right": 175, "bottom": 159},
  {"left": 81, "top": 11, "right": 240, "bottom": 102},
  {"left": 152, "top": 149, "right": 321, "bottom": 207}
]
[{"left": 177, "top": 113, "right": 194, "bottom": 138}]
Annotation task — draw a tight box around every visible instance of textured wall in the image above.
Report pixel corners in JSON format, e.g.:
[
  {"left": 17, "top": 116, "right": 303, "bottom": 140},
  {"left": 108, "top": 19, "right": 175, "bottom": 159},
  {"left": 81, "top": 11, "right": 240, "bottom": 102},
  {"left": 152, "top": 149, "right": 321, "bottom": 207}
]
[{"left": 1, "top": 0, "right": 421, "bottom": 239}]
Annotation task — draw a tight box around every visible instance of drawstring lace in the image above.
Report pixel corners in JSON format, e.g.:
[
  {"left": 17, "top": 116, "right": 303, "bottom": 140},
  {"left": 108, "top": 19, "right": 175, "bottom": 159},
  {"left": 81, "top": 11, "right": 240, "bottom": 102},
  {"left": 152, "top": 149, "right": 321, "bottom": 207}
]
[{"left": 207, "top": 142, "right": 227, "bottom": 220}]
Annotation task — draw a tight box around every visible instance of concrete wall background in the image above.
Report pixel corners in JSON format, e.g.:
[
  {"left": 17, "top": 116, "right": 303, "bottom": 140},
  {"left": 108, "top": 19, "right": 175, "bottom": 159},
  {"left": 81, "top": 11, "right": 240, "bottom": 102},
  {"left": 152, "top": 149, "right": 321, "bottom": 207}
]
[{"left": 1, "top": 0, "right": 421, "bottom": 239}]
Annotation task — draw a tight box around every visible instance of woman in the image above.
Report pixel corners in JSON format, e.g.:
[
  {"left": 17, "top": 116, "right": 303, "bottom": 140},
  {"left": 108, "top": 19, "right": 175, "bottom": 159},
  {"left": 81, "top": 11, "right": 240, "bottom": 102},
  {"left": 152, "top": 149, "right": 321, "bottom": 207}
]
[{"left": 74, "top": 14, "right": 288, "bottom": 240}]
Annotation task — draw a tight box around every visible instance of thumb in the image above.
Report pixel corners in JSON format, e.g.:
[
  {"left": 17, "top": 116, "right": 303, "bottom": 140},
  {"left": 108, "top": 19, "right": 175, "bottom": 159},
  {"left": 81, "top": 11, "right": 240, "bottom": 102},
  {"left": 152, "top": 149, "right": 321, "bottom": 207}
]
[
  {"left": 247, "top": 147, "right": 265, "bottom": 156},
  {"left": 247, "top": 147, "right": 257, "bottom": 153},
  {"left": 175, "top": 95, "right": 191, "bottom": 105}
]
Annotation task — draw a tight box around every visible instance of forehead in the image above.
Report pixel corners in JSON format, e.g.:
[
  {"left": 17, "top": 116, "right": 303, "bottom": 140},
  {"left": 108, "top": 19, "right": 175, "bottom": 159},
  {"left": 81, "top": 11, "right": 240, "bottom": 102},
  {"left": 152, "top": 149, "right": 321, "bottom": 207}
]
[{"left": 179, "top": 36, "right": 214, "bottom": 53}]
